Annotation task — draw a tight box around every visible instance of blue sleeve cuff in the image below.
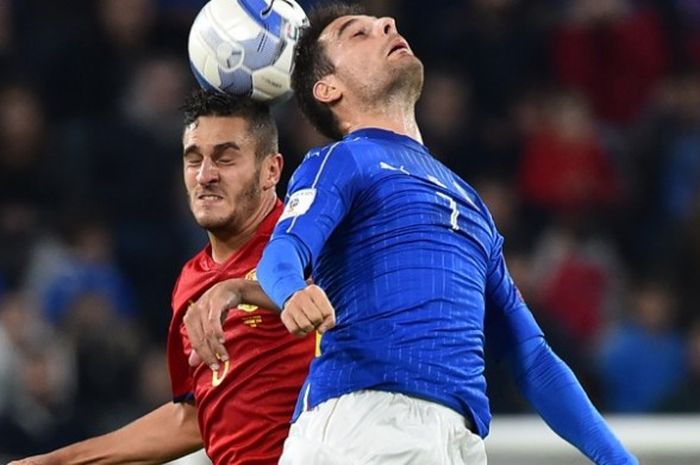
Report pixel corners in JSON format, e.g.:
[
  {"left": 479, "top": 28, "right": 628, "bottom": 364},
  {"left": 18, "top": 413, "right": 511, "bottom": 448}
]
[
  {"left": 511, "top": 337, "right": 638, "bottom": 465},
  {"left": 257, "top": 235, "right": 310, "bottom": 310}
]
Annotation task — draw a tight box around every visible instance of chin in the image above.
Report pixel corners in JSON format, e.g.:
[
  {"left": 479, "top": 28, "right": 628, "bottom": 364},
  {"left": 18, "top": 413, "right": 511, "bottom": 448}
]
[
  {"left": 387, "top": 58, "right": 424, "bottom": 99},
  {"left": 404, "top": 57, "right": 424, "bottom": 84},
  {"left": 194, "top": 214, "right": 231, "bottom": 232}
]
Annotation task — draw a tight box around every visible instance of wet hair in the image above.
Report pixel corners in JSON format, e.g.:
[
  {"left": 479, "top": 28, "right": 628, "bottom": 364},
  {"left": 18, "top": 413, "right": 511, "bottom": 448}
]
[
  {"left": 291, "top": 1, "right": 365, "bottom": 140},
  {"left": 181, "top": 89, "right": 278, "bottom": 159}
]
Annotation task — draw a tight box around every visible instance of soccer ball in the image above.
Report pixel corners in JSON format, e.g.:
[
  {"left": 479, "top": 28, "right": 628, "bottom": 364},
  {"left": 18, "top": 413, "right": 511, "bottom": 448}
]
[{"left": 188, "top": 0, "right": 308, "bottom": 102}]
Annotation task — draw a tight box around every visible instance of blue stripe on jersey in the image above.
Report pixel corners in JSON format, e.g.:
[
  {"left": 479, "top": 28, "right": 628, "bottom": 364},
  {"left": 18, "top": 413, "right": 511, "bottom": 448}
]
[{"left": 260, "top": 128, "right": 543, "bottom": 437}]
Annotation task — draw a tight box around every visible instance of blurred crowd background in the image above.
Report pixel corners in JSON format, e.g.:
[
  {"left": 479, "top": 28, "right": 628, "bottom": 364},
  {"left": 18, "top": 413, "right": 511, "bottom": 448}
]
[{"left": 1, "top": 0, "right": 699, "bottom": 459}]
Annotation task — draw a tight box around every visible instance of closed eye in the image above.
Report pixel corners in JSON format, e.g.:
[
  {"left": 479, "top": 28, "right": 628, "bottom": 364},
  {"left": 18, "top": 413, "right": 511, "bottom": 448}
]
[{"left": 185, "top": 156, "right": 202, "bottom": 167}]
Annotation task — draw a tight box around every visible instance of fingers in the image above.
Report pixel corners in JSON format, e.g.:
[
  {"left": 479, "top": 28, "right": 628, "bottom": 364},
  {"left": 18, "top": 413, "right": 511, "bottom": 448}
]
[
  {"left": 183, "top": 280, "right": 243, "bottom": 369},
  {"left": 307, "top": 285, "right": 335, "bottom": 333},
  {"left": 183, "top": 302, "right": 221, "bottom": 370},
  {"left": 281, "top": 285, "right": 336, "bottom": 336},
  {"left": 281, "top": 307, "right": 316, "bottom": 336},
  {"left": 204, "top": 303, "right": 228, "bottom": 362},
  {"left": 188, "top": 349, "right": 202, "bottom": 367}
]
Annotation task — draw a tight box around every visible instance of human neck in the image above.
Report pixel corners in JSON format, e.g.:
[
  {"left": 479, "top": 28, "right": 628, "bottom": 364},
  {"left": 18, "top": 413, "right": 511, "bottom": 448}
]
[
  {"left": 208, "top": 191, "right": 276, "bottom": 264},
  {"left": 342, "top": 97, "right": 423, "bottom": 144}
]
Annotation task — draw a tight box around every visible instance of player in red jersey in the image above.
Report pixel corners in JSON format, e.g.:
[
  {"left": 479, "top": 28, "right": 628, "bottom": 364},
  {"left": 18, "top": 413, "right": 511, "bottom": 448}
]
[{"left": 9, "top": 90, "right": 316, "bottom": 465}]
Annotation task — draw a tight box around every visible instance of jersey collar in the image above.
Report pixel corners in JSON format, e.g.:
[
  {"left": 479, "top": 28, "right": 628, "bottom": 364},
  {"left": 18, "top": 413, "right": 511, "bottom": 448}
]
[{"left": 345, "top": 128, "right": 429, "bottom": 154}]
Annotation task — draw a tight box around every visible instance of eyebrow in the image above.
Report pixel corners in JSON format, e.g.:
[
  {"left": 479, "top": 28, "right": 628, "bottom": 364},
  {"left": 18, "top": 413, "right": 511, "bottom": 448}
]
[
  {"left": 183, "top": 141, "right": 241, "bottom": 158},
  {"left": 211, "top": 142, "right": 241, "bottom": 157},
  {"left": 336, "top": 17, "right": 359, "bottom": 39},
  {"left": 183, "top": 144, "right": 201, "bottom": 157}
]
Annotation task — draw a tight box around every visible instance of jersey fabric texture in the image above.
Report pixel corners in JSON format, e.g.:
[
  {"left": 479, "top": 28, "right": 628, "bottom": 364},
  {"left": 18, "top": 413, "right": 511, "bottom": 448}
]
[
  {"left": 259, "top": 129, "right": 542, "bottom": 436},
  {"left": 167, "top": 200, "right": 315, "bottom": 465},
  {"left": 257, "top": 129, "right": 638, "bottom": 465}
]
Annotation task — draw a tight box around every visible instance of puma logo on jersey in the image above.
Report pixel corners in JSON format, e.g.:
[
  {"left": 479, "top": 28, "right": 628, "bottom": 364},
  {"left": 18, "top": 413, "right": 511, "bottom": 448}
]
[{"left": 379, "top": 161, "right": 410, "bottom": 175}]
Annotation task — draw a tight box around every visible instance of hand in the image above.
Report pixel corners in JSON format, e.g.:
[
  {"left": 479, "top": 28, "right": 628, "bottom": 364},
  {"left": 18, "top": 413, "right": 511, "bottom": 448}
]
[
  {"left": 183, "top": 279, "right": 243, "bottom": 370},
  {"left": 281, "top": 285, "right": 335, "bottom": 336}
]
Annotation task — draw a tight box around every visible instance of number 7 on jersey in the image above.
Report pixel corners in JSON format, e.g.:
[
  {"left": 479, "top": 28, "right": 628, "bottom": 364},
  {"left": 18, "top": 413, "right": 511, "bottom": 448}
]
[{"left": 436, "top": 191, "right": 460, "bottom": 231}]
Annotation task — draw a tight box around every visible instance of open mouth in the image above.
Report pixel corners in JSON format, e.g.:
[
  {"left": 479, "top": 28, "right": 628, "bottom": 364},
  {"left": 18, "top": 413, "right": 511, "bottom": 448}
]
[
  {"left": 387, "top": 39, "right": 411, "bottom": 56},
  {"left": 197, "top": 194, "right": 223, "bottom": 201},
  {"left": 388, "top": 39, "right": 410, "bottom": 56}
]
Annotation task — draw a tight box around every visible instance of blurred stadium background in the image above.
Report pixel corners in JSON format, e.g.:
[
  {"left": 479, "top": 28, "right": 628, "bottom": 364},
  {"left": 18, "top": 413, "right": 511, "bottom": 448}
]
[{"left": 0, "top": 0, "right": 699, "bottom": 463}]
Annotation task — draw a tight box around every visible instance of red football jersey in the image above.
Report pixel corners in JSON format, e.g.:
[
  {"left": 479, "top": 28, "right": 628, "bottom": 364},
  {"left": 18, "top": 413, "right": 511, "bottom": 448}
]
[{"left": 167, "top": 201, "right": 315, "bottom": 465}]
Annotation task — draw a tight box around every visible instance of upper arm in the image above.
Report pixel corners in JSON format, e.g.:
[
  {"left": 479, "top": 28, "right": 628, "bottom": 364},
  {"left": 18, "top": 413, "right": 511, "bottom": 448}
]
[{"left": 272, "top": 143, "right": 364, "bottom": 265}]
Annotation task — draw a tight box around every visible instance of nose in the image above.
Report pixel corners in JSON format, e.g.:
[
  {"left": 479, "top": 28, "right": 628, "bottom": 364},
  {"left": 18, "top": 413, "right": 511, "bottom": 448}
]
[
  {"left": 196, "top": 157, "right": 219, "bottom": 185},
  {"left": 377, "top": 16, "right": 397, "bottom": 36}
]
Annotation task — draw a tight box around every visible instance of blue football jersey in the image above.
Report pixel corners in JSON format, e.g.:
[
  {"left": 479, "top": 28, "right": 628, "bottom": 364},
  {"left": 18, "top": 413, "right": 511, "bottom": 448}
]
[{"left": 260, "top": 128, "right": 543, "bottom": 437}]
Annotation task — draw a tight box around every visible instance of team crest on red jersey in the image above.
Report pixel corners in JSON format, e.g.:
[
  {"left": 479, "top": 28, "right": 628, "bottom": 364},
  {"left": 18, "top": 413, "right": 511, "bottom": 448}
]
[{"left": 239, "top": 268, "right": 263, "bottom": 327}]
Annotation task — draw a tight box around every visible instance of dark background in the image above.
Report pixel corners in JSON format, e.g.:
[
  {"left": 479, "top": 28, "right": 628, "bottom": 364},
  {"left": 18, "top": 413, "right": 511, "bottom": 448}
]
[{"left": 1, "top": 0, "right": 699, "bottom": 458}]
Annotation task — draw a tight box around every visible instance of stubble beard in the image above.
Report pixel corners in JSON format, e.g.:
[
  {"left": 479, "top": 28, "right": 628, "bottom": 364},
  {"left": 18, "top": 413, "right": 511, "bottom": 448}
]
[
  {"left": 192, "top": 168, "right": 262, "bottom": 236},
  {"left": 383, "top": 57, "right": 425, "bottom": 106}
]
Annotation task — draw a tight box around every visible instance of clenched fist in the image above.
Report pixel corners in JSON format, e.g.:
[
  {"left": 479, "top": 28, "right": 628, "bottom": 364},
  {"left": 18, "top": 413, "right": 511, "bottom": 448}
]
[{"left": 281, "top": 284, "right": 335, "bottom": 336}]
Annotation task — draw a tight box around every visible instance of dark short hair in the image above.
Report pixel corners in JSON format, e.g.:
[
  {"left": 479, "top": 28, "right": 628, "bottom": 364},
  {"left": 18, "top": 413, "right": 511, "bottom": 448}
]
[
  {"left": 291, "top": 1, "right": 365, "bottom": 140},
  {"left": 182, "top": 89, "right": 279, "bottom": 160}
]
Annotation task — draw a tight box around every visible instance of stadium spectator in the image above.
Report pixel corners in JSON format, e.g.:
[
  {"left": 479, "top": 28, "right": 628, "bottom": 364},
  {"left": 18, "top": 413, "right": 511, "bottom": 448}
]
[
  {"left": 527, "top": 224, "right": 624, "bottom": 345},
  {"left": 659, "top": 317, "right": 700, "bottom": 412},
  {"left": 2, "top": 0, "right": 700, "bottom": 458},
  {"left": 597, "top": 280, "right": 686, "bottom": 412},
  {"left": 518, "top": 91, "right": 622, "bottom": 218},
  {"left": 0, "top": 83, "right": 67, "bottom": 288},
  {"left": 0, "top": 292, "right": 78, "bottom": 457},
  {"left": 553, "top": 0, "right": 669, "bottom": 124}
]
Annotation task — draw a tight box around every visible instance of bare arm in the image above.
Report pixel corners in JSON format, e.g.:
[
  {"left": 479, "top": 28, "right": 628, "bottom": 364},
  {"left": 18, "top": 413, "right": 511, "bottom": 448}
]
[
  {"left": 184, "top": 278, "right": 278, "bottom": 369},
  {"left": 8, "top": 401, "right": 202, "bottom": 465},
  {"left": 184, "top": 277, "right": 326, "bottom": 368},
  {"left": 236, "top": 278, "right": 280, "bottom": 310}
]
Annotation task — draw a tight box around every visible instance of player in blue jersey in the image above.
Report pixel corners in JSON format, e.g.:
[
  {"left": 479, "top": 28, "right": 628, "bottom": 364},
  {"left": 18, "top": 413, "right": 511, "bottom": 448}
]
[{"left": 186, "top": 2, "right": 638, "bottom": 464}]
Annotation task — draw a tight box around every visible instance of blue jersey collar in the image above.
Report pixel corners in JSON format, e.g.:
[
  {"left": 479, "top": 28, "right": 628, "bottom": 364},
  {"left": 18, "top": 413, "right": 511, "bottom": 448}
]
[{"left": 345, "top": 128, "right": 429, "bottom": 154}]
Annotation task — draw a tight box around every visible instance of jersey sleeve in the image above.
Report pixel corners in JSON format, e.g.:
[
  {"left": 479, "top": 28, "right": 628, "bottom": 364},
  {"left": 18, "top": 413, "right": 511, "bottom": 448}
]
[
  {"left": 167, "top": 280, "right": 195, "bottom": 403},
  {"left": 258, "top": 143, "right": 364, "bottom": 307},
  {"left": 275, "top": 142, "right": 364, "bottom": 259},
  {"left": 484, "top": 229, "right": 637, "bottom": 463},
  {"left": 484, "top": 233, "right": 544, "bottom": 361}
]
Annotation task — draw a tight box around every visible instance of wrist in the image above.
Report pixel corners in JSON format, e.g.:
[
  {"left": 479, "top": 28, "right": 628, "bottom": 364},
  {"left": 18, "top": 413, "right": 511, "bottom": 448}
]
[
  {"left": 239, "top": 278, "right": 264, "bottom": 305},
  {"left": 226, "top": 278, "right": 245, "bottom": 297}
]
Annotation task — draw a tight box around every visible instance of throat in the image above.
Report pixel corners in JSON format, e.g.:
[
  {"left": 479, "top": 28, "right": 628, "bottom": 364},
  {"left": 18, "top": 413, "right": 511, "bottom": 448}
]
[
  {"left": 345, "top": 111, "right": 422, "bottom": 144},
  {"left": 342, "top": 91, "right": 422, "bottom": 143}
]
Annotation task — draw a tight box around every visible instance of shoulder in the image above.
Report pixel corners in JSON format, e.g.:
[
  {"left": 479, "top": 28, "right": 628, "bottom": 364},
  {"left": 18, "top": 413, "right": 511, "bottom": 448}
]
[
  {"left": 305, "top": 134, "right": 391, "bottom": 163},
  {"left": 290, "top": 139, "right": 371, "bottom": 188},
  {"left": 301, "top": 138, "right": 367, "bottom": 165},
  {"left": 172, "top": 248, "right": 208, "bottom": 294},
  {"left": 451, "top": 175, "right": 493, "bottom": 219}
]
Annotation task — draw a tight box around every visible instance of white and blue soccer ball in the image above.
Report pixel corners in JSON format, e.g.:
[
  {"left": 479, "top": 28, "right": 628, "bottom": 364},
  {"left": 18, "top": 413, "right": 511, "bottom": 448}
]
[{"left": 188, "top": 0, "right": 308, "bottom": 102}]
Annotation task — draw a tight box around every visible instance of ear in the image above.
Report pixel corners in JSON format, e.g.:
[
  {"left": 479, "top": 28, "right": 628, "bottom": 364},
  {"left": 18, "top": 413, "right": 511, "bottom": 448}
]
[
  {"left": 313, "top": 75, "right": 342, "bottom": 105},
  {"left": 260, "top": 153, "right": 283, "bottom": 191}
]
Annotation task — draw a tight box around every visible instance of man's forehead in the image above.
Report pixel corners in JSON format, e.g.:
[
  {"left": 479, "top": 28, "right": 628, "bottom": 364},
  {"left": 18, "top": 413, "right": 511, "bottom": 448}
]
[
  {"left": 320, "top": 14, "right": 374, "bottom": 43},
  {"left": 182, "top": 115, "right": 249, "bottom": 145}
]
